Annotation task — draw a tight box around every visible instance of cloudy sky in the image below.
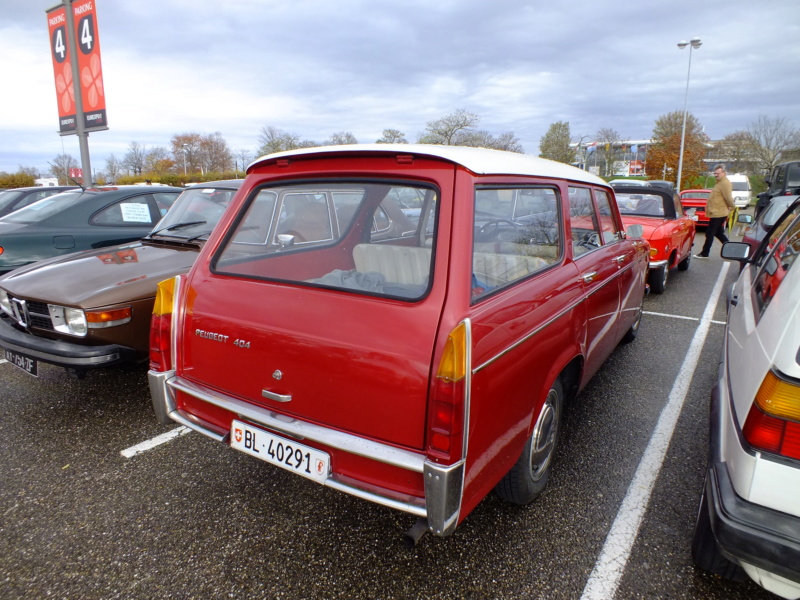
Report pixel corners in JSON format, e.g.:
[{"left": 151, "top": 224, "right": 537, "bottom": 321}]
[{"left": 2, "top": 0, "right": 800, "bottom": 176}]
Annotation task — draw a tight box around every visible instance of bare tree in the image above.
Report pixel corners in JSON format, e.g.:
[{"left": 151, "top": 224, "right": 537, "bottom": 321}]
[
  {"left": 417, "top": 109, "right": 480, "bottom": 145},
  {"left": 747, "top": 115, "right": 800, "bottom": 172},
  {"left": 325, "top": 131, "right": 358, "bottom": 145},
  {"left": 49, "top": 153, "right": 79, "bottom": 185},
  {"left": 376, "top": 129, "right": 408, "bottom": 144},
  {"left": 198, "top": 132, "right": 233, "bottom": 173},
  {"left": 235, "top": 148, "right": 252, "bottom": 175},
  {"left": 715, "top": 131, "right": 756, "bottom": 174},
  {"left": 105, "top": 154, "right": 121, "bottom": 182},
  {"left": 122, "top": 142, "right": 147, "bottom": 176},
  {"left": 256, "top": 126, "right": 313, "bottom": 156},
  {"left": 539, "top": 121, "right": 576, "bottom": 164},
  {"left": 594, "top": 128, "right": 623, "bottom": 178}
]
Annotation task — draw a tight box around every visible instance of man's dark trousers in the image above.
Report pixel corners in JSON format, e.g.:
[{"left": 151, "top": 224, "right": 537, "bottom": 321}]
[{"left": 699, "top": 216, "right": 729, "bottom": 256}]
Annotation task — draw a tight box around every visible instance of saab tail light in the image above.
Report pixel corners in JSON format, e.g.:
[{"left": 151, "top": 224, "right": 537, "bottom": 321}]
[
  {"left": 0, "top": 246, "right": 4, "bottom": 255},
  {"left": 86, "top": 307, "right": 132, "bottom": 328},
  {"left": 149, "top": 277, "right": 177, "bottom": 372},
  {"left": 427, "top": 321, "right": 470, "bottom": 463},
  {"left": 742, "top": 370, "right": 800, "bottom": 461}
]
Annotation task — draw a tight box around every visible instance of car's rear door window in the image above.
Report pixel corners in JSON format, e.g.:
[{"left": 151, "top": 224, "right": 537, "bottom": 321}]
[
  {"left": 214, "top": 181, "right": 437, "bottom": 301},
  {"left": 91, "top": 195, "right": 161, "bottom": 226},
  {"left": 472, "top": 186, "right": 561, "bottom": 299}
]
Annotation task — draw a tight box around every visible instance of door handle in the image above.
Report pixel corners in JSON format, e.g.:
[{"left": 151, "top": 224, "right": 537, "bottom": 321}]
[
  {"left": 582, "top": 271, "right": 598, "bottom": 283},
  {"left": 262, "top": 389, "right": 292, "bottom": 402}
]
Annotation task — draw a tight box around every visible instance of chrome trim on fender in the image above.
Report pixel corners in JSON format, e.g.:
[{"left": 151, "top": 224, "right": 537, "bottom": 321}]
[
  {"left": 649, "top": 259, "right": 669, "bottom": 268},
  {"left": 424, "top": 460, "right": 465, "bottom": 536}
]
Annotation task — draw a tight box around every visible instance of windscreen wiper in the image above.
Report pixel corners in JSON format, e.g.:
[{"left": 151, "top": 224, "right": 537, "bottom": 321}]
[{"left": 147, "top": 220, "right": 207, "bottom": 237}]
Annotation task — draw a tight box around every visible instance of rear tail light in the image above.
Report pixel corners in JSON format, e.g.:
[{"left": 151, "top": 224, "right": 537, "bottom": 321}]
[
  {"left": 427, "top": 321, "right": 470, "bottom": 464},
  {"left": 149, "top": 277, "right": 177, "bottom": 372},
  {"left": 742, "top": 370, "right": 800, "bottom": 461}
]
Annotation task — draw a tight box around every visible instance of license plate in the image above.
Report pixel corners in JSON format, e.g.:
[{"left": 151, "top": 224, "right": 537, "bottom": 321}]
[
  {"left": 230, "top": 420, "right": 329, "bottom": 484},
  {"left": 4, "top": 348, "right": 38, "bottom": 376}
]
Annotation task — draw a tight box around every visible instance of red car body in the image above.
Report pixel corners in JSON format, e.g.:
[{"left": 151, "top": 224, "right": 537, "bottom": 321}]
[
  {"left": 679, "top": 188, "right": 711, "bottom": 227},
  {"left": 616, "top": 186, "right": 696, "bottom": 294},
  {"left": 148, "top": 145, "right": 649, "bottom": 538}
]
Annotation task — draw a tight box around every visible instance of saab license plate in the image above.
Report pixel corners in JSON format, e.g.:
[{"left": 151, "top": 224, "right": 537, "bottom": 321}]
[
  {"left": 4, "top": 349, "right": 38, "bottom": 376},
  {"left": 231, "top": 420, "right": 329, "bottom": 484}
]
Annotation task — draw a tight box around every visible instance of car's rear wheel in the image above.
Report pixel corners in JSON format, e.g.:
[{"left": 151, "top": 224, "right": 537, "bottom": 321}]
[
  {"left": 677, "top": 252, "right": 691, "bottom": 271},
  {"left": 691, "top": 481, "right": 746, "bottom": 581},
  {"left": 649, "top": 265, "right": 668, "bottom": 294},
  {"left": 495, "top": 380, "right": 563, "bottom": 505},
  {"left": 621, "top": 295, "right": 644, "bottom": 344}
]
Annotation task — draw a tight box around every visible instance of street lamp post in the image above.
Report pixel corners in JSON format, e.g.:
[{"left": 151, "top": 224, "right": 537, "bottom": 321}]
[
  {"left": 676, "top": 37, "right": 702, "bottom": 193},
  {"left": 182, "top": 144, "right": 188, "bottom": 175}
]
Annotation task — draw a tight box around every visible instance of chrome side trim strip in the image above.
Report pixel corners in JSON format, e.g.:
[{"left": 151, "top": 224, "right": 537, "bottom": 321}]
[{"left": 473, "top": 259, "right": 639, "bottom": 374}]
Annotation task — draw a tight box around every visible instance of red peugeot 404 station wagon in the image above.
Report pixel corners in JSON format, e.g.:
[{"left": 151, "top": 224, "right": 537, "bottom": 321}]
[{"left": 148, "top": 145, "right": 649, "bottom": 540}]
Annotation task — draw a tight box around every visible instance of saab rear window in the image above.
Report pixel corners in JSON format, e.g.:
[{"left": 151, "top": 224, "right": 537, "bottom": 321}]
[
  {"left": 472, "top": 187, "right": 561, "bottom": 300},
  {"left": 213, "top": 181, "right": 437, "bottom": 301}
]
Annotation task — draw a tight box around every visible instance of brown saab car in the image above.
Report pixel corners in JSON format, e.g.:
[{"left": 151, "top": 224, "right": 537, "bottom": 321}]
[{"left": 0, "top": 180, "right": 243, "bottom": 378}]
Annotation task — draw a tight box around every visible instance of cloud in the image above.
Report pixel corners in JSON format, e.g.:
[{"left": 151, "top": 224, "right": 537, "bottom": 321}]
[{"left": 1, "top": 0, "right": 799, "bottom": 175}]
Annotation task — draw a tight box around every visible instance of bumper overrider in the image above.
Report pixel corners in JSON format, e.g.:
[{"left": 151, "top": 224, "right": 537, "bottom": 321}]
[
  {"left": 705, "top": 381, "right": 800, "bottom": 587},
  {"left": 0, "top": 314, "right": 135, "bottom": 369},
  {"left": 148, "top": 369, "right": 465, "bottom": 537}
]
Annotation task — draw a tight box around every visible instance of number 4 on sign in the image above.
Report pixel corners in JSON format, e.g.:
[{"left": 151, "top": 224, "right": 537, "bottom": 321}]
[
  {"left": 54, "top": 28, "right": 66, "bottom": 60},
  {"left": 81, "top": 17, "right": 93, "bottom": 51}
]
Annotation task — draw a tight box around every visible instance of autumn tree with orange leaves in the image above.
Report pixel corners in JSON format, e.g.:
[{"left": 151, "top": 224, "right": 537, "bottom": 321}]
[{"left": 646, "top": 110, "right": 707, "bottom": 189}]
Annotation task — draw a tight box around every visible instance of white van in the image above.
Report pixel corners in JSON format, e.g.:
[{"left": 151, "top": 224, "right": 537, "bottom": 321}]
[{"left": 727, "top": 174, "right": 752, "bottom": 208}]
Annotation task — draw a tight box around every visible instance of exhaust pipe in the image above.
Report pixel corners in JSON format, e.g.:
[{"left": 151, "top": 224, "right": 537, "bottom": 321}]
[{"left": 403, "top": 518, "right": 429, "bottom": 547}]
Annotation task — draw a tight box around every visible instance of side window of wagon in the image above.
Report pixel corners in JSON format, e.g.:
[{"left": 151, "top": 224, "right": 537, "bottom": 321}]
[
  {"left": 472, "top": 186, "right": 561, "bottom": 300},
  {"left": 569, "top": 187, "right": 602, "bottom": 256},
  {"left": 593, "top": 189, "right": 623, "bottom": 244}
]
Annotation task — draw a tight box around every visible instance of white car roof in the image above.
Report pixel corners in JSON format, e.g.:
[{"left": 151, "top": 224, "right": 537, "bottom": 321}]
[{"left": 249, "top": 144, "right": 607, "bottom": 186}]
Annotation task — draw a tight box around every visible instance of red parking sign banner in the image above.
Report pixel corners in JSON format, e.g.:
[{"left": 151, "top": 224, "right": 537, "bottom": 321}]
[
  {"left": 46, "top": 5, "right": 76, "bottom": 133},
  {"left": 72, "top": 0, "right": 108, "bottom": 132}
]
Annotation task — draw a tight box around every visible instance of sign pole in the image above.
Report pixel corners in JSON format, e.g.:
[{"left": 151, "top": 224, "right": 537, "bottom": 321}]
[{"left": 63, "top": 0, "right": 92, "bottom": 185}]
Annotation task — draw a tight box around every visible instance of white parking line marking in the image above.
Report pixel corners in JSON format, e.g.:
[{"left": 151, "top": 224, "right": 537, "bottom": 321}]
[
  {"left": 581, "top": 262, "right": 730, "bottom": 600},
  {"left": 644, "top": 310, "right": 725, "bottom": 325},
  {"left": 120, "top": 426, "right": 191, "bottom": 458}
]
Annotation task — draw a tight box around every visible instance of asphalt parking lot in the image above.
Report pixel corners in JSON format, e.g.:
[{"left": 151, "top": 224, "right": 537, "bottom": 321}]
[{"left": 0, "top": 220, "right": 781, "bottom": 600}]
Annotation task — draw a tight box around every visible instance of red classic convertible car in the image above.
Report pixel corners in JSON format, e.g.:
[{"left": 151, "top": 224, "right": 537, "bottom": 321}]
[
  {"left": 615, "top": 185, "right": 696, "bottom": 293},
  {"left": 148, "top": 145, "right": 650, "bottom": 540}
]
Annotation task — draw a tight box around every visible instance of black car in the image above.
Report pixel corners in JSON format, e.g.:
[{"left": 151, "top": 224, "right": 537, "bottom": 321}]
[
  {"left": 0, "top": 186, "right": 78, "bottom": 218},
  {"left": 0, "top": 185, "right": 180, "bottom": 274},
  {"left": 756, "top": 160, "right": 800, "bottom": 217}
]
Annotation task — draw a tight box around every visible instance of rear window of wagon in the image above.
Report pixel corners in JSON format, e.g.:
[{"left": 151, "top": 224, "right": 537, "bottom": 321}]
[{"left": 212, "top": 180, "right": 439, "bottom": 301}]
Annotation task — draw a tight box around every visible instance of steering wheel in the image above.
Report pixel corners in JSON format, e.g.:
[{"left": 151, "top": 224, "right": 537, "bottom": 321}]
[
  {"left": 476, "top": 219, "right": 520, "bottom": 242},
  {"left": 577, "top": 232, "right": 601, "bottom": 250}
]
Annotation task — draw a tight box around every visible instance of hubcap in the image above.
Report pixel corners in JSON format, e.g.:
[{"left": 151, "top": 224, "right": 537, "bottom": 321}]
[{"left": 529, "top": 388, "right": 559, "bottom": 481}]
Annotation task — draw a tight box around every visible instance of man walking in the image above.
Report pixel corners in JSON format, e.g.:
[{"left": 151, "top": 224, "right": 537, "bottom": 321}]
[{"left": 695, "top": 164, "right": 735, "bottom": 258}]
